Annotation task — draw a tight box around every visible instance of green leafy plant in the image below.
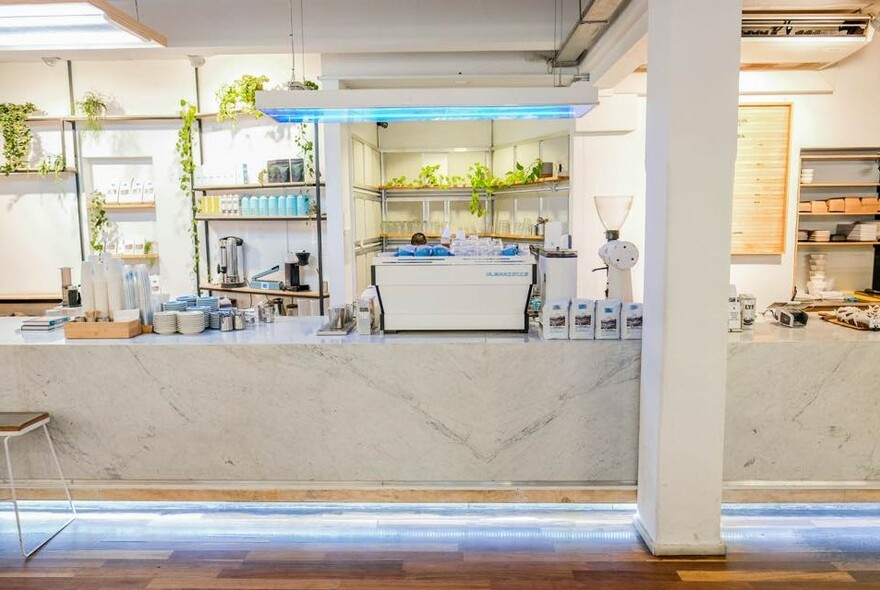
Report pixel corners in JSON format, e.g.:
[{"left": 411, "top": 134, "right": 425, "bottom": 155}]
[
  {"left": 77, "top": 91, "right": 108, "bottom": 134},
  {"left": 176, "top": 99, "right": 199, "bottom": 278},
  {"left": 388, "top": 175, "right": 408, "bottom": 187},
  {"left": 415, "top": 164, "right": 442, "bottom": 188},
  {"left": 144, "top": 240, "right": 153, "bottom": 256},
  {"left": 37, "top": 153, "right": 65, "bottom": 180},
  {"left": 216, "top": 74, "right": 269, "bottom": 122},
  {"left": 467, "top": 162, "right": 499, "bottom": 217},
  {"left": 88, "top": 190, "right": 109, "bottom": 253},
  {"left": 0, "top": 102, "right": 37, "bottom": 175},
  {"left": 292, "top": 80, "right": 320, "bottom": 181},
  {"left": 502, "top": 158, "right": 543, "bottom": 187}
]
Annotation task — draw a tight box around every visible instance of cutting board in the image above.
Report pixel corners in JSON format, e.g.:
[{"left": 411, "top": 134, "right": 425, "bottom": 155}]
[{"left": 64, "top": 319, "right": 141, "bottom": 339}]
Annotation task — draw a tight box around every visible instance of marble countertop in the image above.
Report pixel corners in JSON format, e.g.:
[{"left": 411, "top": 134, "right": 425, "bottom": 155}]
[{"left": 1, "top": 313, "right": 876, "bottom": 347}]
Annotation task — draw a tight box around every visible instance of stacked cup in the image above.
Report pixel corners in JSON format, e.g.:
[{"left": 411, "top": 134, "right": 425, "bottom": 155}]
[{"left": 807, "top": 254, "right": 828, "bottom": 294}]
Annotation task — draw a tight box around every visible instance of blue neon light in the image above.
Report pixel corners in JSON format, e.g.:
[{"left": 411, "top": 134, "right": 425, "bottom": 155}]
[{"left": 260, "top": 104, "right": 593, "bottom": 123}]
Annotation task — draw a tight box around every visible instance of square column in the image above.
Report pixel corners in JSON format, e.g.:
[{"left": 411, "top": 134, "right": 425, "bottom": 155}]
[{"left": 636, "top": 0, "right": 742, "bottom": 555}]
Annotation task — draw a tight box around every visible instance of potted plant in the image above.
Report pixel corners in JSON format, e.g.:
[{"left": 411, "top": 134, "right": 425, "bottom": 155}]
[
  {"left": 88, "top": 190, "right": 109, "bottom": 253},
  {"left": 216, "top": 74, "right": 270, "bottom": 122},
  {"left": 0, "top": 102, "right": 37, "bottom": 175},
  {"left": 176, "top": 99, "right": 200, "bottom": 278},
  {"left": 77, "top": 91, "right": 108, "bottom": 134},
  {"left": 37, "top": 154, "right": 66, "bottom": 180}
]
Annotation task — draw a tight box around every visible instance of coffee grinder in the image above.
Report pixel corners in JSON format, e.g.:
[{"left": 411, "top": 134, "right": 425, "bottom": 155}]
[{"left": 283, "top": 250, "right": 311, "bottom": 292}]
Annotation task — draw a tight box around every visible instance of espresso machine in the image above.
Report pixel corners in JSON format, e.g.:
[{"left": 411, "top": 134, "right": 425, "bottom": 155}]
[
  {"left": 217, "top": 236, "right": 246, "bottom": 288},
  {"left": 282, "top": 250, "right": 311, "bottom": 292}
]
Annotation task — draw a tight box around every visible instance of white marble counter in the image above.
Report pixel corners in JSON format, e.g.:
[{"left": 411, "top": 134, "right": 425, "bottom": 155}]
[{"left": 1, "top": 314, "right": 877, "bottom": 490}]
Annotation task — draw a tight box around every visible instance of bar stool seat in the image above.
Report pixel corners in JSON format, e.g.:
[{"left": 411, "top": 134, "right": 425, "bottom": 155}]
[{"left": 0, "top": 412, "right": 75, "bottom": 558}]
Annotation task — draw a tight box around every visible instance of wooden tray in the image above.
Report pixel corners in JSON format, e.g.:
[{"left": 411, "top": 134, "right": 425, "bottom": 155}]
[
  {"left": 819, "top": 313, "right": 871, "bottom": 331},
  {"left": 64, "top": 319, "right": 142, "bottom": 339}
]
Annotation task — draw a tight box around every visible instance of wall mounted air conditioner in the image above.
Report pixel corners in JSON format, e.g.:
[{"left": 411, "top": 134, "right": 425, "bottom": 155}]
[{"left": 741, "top": 13, "right": 875, "bottom": 69}]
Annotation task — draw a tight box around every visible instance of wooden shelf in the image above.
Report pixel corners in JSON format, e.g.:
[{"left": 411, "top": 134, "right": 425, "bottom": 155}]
[
  {"left": 194, "top": 181, "right": 323, "bottom": 192},
  {"left": 115, "top": 254, "right": 159, "bottom": 260},
  {"left": 493, "top": 234, "right": 545, "bottom": 241},
  {"left": 201, "top": 284, "right": 327, "bottom": 299},
  {"left": 799, "top": 212, "right": 879, "bottom": 217},
  {"left": 796, "top": 241, "right": 880, "bottom": 247},
  {"left": 801, "top": 153, "right": 880, "bottom": 161},
  {"left": 2, "top": 168, "right": 77, "bottom": 176},
  {"left": 800, "top": 183, "right": 880, "bottom": 188},
  {"left": 381, "top": 233, "right": 543, "bottom": 241},
  {"left": 103, "top": 202, "right": 156, "bottom": 211},
  {"left": 196, "top": 215, "right": 324, "bottom": 221}
]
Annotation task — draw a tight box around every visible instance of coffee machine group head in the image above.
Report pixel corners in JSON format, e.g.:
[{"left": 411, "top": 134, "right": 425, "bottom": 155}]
[
  {"left": 218, "top": 236, "right": 246, "bottom": 288},
  {"left": 283, "top": 250, "right": 311, "bottom": 292}
]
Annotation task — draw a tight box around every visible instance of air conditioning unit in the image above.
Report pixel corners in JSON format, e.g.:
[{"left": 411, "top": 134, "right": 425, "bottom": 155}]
[{"left": 741, "top": 13, "right": 875, "bottom": 69}]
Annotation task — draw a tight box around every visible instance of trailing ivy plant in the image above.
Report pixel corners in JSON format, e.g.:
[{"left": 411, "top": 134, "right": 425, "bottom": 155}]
[
  {"left": 0, "top": 102, "right": 37, "bottom": 175},
  {"left": 466, "top": 162, "right": 499, "bottom": 218},
  {"left": 37, "top": 154, "right": 66, "bottom": 180},
  {"left": 176, "top": 99, "right": 200, "bottom": 278},
  {"left": 88, "top": 190, "right": 109, "bottom": 253},
  {"left": 216, "top": 74, "right": 269, "bottom": 122},
  {"left": 77, "top": 91, "right": 108, "bottom": 134},
  {"left": 502, "top": 158, "right": 543, "bottom": 187},
  {"left": 293, "top": 80, "right": 320, "bottom": 181}
]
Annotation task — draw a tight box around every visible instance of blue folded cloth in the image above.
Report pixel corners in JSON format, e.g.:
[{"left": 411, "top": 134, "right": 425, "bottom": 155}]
[
  {"left": 501, "top": 245, "right": 519, "bottom": 256},
  {"left": 398, "top": 245, "right": 416, "bottom": 256},
  {"left": 415, "top": 245, "right": 434, "bottom": 257},
  {"left": 432, "top": 245, "right": 452, "bottom": 257}
]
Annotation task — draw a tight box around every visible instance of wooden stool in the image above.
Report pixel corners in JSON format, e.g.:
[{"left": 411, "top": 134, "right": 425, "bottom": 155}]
[{"left": 1, "top": 412, "right": 75, "bottom": 558}]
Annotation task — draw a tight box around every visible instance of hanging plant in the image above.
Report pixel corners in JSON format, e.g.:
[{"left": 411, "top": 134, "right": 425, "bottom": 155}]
[
  {"left": 216, "top": 74, "right": 270, "bottom": 122},
  {"left": 467, "top": 162, "right": 500, "bottom": 218},
  {"left": 293, "top": 80, "right": 319, "bottom": 181},
  {"left": 501, "top": 158, "right": 543, "bottom": 187},
  {"left": 0, "top": 102, "right": 37, "bottom": 175},
  {"left": 88, "top": 190, "right": 109, "bottom": 253},
  {"left": 176, "top": 99, "right": 200, "bottom": 278},
  {"left": 37, "top": 153, "right": 66, "bottom": 180},
  {"left": 77, "top": 91, "right": 108, "bottom": 134}
]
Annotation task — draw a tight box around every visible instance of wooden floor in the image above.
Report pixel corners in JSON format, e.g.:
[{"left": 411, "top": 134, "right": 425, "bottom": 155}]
[{"left": 1, "top": 502, "right": 880, "bottom": 588}]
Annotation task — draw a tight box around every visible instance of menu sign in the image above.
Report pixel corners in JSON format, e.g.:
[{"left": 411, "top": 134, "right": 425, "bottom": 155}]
[{"left": 732, "top": 104, "right": 791, "bottom": 255}]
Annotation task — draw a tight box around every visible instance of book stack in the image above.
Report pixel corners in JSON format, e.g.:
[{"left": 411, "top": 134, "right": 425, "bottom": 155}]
[
  {"left": 847, "top": 222, "right": 878, "bottom": 242},
  {"left": 20, "top": 316, "right": 70, "bottom": 332}
]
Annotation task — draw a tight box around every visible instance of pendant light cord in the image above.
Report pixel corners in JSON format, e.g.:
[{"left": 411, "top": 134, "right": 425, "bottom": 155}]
[
  {"left": 289, "top": 0, "right": 297, "bottom": 81},
  {"left": 299, "top": 0, "right": 306, "bottom": 82}
]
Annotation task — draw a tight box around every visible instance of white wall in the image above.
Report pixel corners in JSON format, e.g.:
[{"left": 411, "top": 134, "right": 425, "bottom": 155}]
[
  {"left": 595, "top": 39, "right": 880, "bottom": 308},
  {"left": 1, "top": 53, "right": 325, "bottom": 300}
]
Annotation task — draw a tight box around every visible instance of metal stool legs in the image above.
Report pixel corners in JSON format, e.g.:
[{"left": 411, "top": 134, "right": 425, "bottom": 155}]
[{"left": 3, "top": 425, "right": 76, "bottom": 558}]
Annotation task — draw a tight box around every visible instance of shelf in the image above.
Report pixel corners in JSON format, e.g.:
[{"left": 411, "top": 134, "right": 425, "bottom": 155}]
[
  {"left": 115, "top": 254, "right": 159, "bottom": 260},
  {"left": 801, "top": 153, "right": 880, "bottom": 161},
  {"left": 103, "top": 202, "right": 156, "bottom": 211},
  {"left": 493, "top": 234, "right": 546, "bottom": 241},
  {"left": 380, "top": 179, "right": 570, "bottom": 197},
  {"left": 2, "top": 168, "right": 77, "bottom": 176},
  {"left": 196, "top": 215, "right": 325, "bottom": 221},
  {"left": 381, "top": 233, "right": 543, "bottom": 241},
  {"left": 800, "top": 183, "right": 880, "bottom": 188},
  {"left": 194, "top": 181, "right": 323, "bottom": 192},
  {"left": 30, "top": 114, "right": 182, "bottom": 123},
  {"left": 799, "top": 212, "right": 879, "bottom": 217},
  {"left": 201, "top": 284, "right": 327, "bottom": 299},
  {"left": 796, "top": 241, "right": 880, "bottom": 247}
]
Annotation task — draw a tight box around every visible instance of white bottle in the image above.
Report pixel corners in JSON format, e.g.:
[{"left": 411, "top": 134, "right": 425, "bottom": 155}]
[
  {"left": 569, "top": 298, "right": 595, "bottom": 340},
  {"left": 92, "top": 262, "right": 110, "bottom": 319},
  {"left": 595, "top": 298, "right": 622, "bottom": 340},
  {"left": 80, "top": 260, "right": 95, "bottom": 314}
]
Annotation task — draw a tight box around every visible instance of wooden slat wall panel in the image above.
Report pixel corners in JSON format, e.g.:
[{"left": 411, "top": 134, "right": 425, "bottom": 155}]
[{"left": 731, "top": 104, "right": 792, "bottom": 255}]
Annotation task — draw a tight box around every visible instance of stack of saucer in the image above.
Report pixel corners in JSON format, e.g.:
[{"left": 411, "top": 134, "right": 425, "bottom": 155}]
[
  {"left": 162, "top": 300, "right": 188, "bottom": 312},
  {"left": 209, "top": 311, "right": 222, "bottom": 330},
  {"left": 176, "top": 295, "right": 197, "bottom": 306},
  {"left": 153, "top": 311, "right": 178, "bottom": 335},
  {"left": 186, "top": 305, "right": 212, "bottom": 328},
  {"left": 197, "top": 296, "right": 219, "bottom": 311},
  {"left": 177, "top": 311, "right": 206, "bottom": 335}
]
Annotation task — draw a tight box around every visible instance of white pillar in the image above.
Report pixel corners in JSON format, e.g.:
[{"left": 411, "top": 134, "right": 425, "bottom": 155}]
[
  {"left": 635, "top": 0, "right": 741, "bottom": 556},
  {"left": 320, "top": 81, "right": 357, "bottom": 306}
]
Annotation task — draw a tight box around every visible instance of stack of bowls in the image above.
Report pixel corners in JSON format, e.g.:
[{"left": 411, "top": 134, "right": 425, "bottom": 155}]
[
  {"left": 176, "top": 295, "right": 197, "bottom": 306},
  {"left": 177, "top": 311, "right": 206, "bottom": 335},
  {"left": 162, "top": 300, "right": 188, "bottom": 313},
  {"left": 153, "top": 311, "right": 178, "bottom": 335},
  {"left": 209, "top": 311, "right": 222, "bottom": 330},
  {"left": 807, "top": 254, "right": 828, "bottom": 294}
]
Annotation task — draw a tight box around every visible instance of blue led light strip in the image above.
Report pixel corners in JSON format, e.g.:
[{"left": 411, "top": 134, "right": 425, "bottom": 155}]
[{"left": 260, "top": 105, "right": 593, "bottom": 123}]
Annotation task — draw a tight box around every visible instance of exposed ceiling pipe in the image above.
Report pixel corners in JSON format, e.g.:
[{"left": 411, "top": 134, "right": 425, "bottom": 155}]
[{"left": 553, "top": 0, "right": 631, "bottom": 68}]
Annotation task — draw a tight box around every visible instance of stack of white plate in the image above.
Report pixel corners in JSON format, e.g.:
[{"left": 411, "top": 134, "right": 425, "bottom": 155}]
[
  {"left": 154, "top": 311, "right": 178, "bottom": 335},
  {"left": 186, "top": 305, "right": 212, "bottom": 328},
  {"left": 177, "top": 311, "right": 206, "bottom": 335}
]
